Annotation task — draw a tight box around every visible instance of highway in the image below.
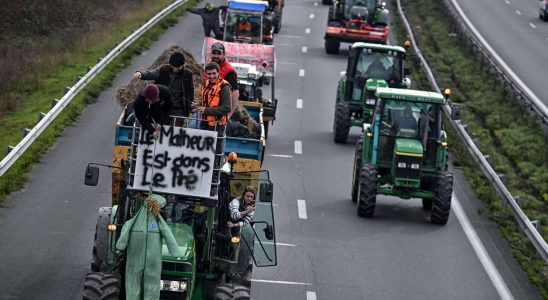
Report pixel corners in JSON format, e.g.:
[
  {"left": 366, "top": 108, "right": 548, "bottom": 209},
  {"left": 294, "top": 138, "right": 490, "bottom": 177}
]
[{"left": 0, "top": 0, "right": 542, "bottom": 299}]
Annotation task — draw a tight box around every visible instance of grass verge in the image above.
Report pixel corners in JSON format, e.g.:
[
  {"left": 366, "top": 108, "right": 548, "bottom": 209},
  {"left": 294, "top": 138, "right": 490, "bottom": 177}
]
[
  {"left": 391, "top": 0, "right": 548, "bottom": 298},
  {"left": 0, "top": 0, "right": 200, "bottom": 204}
]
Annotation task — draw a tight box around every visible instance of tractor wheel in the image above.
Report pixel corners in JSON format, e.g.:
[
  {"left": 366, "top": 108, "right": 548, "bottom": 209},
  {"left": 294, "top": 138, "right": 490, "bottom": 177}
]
[
  {"left": 430, "top": 172, "right": 453, "bottom": 225},
  {"left": 83, "top": 272, "right": 120, "bottom": 300},
  {"left": 421, "top": 198, "right": 433, "bottom": 211},
  {"left": 274, "top": 13, "right": 282, "bottom": 33},
  {"left": 544, "top": 10, "right": 548, "bottom": 22},
  {"left": 214, "top": 283, "right": 250, "bottom": 300},
  {"left": 357, "top": 164, "right": 377, "bottom": 217},
  {"left": 325, "top": 39, "right": 340, "bottom": 54},
  {"left": 351, "top": 137, "right": 364, "bottom": 202},
  {"left": 333, "top": 103, "right": 350, "bottom": 143}
]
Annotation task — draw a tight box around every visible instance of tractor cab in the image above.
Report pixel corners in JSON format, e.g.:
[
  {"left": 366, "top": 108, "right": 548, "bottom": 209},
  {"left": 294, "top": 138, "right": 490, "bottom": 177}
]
[
  {"left": 224, "top": 0, "right": 273, "bottom": 45},
  {"left": 352, "top": 87, "right": 453, "bottom": 225}
]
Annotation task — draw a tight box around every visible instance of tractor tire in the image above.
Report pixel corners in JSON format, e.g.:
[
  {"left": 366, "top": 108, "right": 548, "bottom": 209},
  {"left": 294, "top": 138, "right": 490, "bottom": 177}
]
[
  {"left": 357, "top": 164, "right": 377, "bottom": 217},
  {"left": 351, "top": 137, "right": 364, "bottom": 202},
  {"left": 333, "top": 103, "right": 350, "bottom": 143},
  {"left": 214, "top": 283, "right": 250, "bottom": 300},
  {"left": 325, "top": 39, "right": 340, "bottom": 54},
  {"left": 83, "top": 272, "right": 120, "bottom": 300},
  {"left": 544, "top": 11, "right": 548, "bottom": 22},
  {"left": 422, "top": 198, "right": 433, "bottom": 211},
  {"left": 274, "top": 13, "right": 282, "bottom": 33},
  {"left": 430, "top": 172, "right": 453, "bottom": 225},
  {"left": 91, "top": 207, "right": 112, "bottom": 272}
]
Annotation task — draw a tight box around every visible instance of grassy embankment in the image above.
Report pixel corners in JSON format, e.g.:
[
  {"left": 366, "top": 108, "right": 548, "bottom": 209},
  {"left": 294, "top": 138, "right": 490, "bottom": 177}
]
[
  {"left": 390, "top": 0, "right": 548, "bottom": 297},
  {"left": 0, "top": 0, "right": 200, "bottom": 203}
]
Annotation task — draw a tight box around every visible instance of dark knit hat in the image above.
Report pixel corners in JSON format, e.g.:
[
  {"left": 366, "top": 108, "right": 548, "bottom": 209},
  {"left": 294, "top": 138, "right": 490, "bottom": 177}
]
[
  {"left": 211, "top": 42, "right": 225, "bottom": 53},
  {"left": 141, "top": 84, "right": 160, "bottom": 102},
  {"left": 169, "top": 52, "right": 185, "bottom": 67}
]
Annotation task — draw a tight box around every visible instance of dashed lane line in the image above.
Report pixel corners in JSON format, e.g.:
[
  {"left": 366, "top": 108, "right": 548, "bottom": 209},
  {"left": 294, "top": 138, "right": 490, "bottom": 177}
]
[
  {"left": 297, "top": 98, "right": 303, "bottom": 109},
  {"left": 299, "top": 69, "right": 305, "bottom": 77},
  {"left": 516, "top": 10, "right": 521, "bottom": 15},
  {"left": 307, "top": 291, "right": 317, "bottom": 300},
  {"left": 305, "top": 28, "right": 311, "bottom": 34},
  {"left": 302, "top": 46, "right": 308, "bottom": 53},
  {"left": 294, "top": 141, "right": 302, "bottom": 154},
  {"left": 297, "top": 199, "right": 308, "bottom": 219},
  {"left": 530, "top": 22, "right": 536, "bottom": 29},
  {"left": 269, "top": 154, "right": 294, "bottom": 158}
]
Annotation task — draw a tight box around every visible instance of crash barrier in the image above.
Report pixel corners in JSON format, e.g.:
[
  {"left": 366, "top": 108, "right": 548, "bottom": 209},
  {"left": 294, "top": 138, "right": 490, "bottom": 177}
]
[
  {"left": 397, "top": 0, "right": 548, "bottom": 262},
  {"left": 0, "top": 0, "right": 190, "bottom": 177}
]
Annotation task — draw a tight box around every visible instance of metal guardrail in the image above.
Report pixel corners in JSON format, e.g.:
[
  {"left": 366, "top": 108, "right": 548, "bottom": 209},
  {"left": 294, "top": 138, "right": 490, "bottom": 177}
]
[
  {"left": 396, "top": 0, "right": 548, "bottom": 262},
  {"left": 0, "top": 0, "right": 190, "bottom": 177}
]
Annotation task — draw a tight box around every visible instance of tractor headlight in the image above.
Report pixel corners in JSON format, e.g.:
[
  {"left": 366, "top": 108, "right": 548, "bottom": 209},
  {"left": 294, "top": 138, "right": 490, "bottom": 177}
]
[
  {"left": 397, "top": 162, "right": 406, "bottom": 168},
  {"left": 160, "top": 280, "right": 188, "bottom": 292},
  {"left": 410, "top": 163, "right": 420, "bottom": 169},
  {"left": 366, "top": 98, "right": 376, "bottom": 105}
]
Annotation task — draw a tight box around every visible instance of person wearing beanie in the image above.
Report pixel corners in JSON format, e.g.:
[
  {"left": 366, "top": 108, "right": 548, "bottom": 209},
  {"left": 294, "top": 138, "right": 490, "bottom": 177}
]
[
  {"left": 189, "top": 3, "right": 227, "bottom": 38},
  {"left": 134, "top": 84, "right": 173, "bottom": 139},
  {"left": 133, "top": 51, "right": 194, "bottom": 118}
]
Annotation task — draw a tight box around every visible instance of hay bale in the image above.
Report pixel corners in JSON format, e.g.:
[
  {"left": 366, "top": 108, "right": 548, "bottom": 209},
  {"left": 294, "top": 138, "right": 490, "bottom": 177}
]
[
  {"left": 231, "top": 104, "right": 261, "bottom": 139},
  {"left": 116, "top": 44, "right": 203, "bottom": 108}
]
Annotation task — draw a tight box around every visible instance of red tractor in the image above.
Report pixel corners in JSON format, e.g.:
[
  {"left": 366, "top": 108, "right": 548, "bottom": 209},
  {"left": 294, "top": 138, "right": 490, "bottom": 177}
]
[{"left": 324, "top": 0, "right": 389, "bottom": 54}]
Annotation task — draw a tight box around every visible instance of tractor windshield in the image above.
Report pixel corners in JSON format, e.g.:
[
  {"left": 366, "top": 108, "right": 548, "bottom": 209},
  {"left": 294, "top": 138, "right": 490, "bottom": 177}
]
[
  {"left": 344, "top": 0, "right": 377, "bottom": 21},
  {"left": 238, "top": 80, "right": 256, "bottom": 101},
  {"left": 162, "top": 201, "right": 208, "bottom": 236},
  {"left": 224, "top": 11, "right": 263, "bottom": 44},
  {"left": 356, "top": 50, "right": 403, "bottom": 84},
  {"left": 378, "top": 100, "right": 439, "bottom": 138}
]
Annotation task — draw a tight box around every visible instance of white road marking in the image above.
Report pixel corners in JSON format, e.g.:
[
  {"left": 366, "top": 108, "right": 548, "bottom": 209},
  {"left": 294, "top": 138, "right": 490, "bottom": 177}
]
[
  {"left": 252, "top": 279, "right": 311, "bottom": 286},
  {"left": 302, "top": 46, "right": 308, "bottom": 53},
  {"left": 305, "top": 28, "right": 311, "bottom": 34},
  {"left": 294, "top": 140, "right": 302, "bottom": 154},
  {"left": 516, "top": 10, "right": 521, "bottom": 15},
  {"left": 529, "top": 22, "right": 536, "bottom": 28},
  {"left": 309, "top": 14, "right": 315, "bottom": 19},
  {"left": 314, "top": 2, "right": 318, "bottom": 6},
  {"left": 297, "top": 98, "right": 303, "bottom": 109},
  {"left": 453, "top": 194, "right": 514, "bottom": 300},
  {"left": 307, "top": 291, "right": 317, "bottom": 300},
  {"left": 505, "top": 0, "right": 510, "bottom": 4},
  {"left": 262, "top": 242, "right": 298, "bottom": 247},
  {"left": 269, "top": 154, "right": 294, "bottom": 158},
  {"left": 297, "top": 199, "right": 308, "bottom": 219},
  {"left": 299, "top": 69, "right": 306, "bottom": 77}
]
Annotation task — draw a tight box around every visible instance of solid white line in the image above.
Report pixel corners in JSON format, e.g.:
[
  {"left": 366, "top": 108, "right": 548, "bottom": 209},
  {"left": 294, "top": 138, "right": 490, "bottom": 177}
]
[
  {"left": 307, "top": 291, "right": 317, "bottom": 300},
  {"left": 309, "top": 14, "right": 315, "bottom": 19},
  {"left": 262, "top": 242, "right": 297, "bottom": 247},
  {"left": 302, "top": 46, "right": 308, "bottom": 53},
  {"left": 294, "top": 140, "right": 302, "bottom": 154},
  {"left": 297, "top": 199, "right": 308, "bottom": 219},
  {"left": 305, "top": 28, "right": 311, "bottom": 34},
  {"left": 299, "top": 69, "right": 306, "bottom": 77},
  {"left": 269, "top": 154, "right": 294, "bottom": 158},
  {"left": 452, "top": 194, "right": 514, "bottom": 300},
  {"left": 515, "top": 10, "right": 521, "bottom": 15},
  {"left": 252, "top": 279, "right": 311, "bottom": 286},
  {"left": 297, "top": 98, "right": 303, "bottom": 109},
  {"left": 529, "top": 22, "right": 536, "bottom": 29}
]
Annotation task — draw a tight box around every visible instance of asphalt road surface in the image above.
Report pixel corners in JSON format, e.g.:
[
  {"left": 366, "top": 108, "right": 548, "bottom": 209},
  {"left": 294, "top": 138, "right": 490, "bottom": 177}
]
[
  {"left": 455, "top": 0, "right": 548, "bottom": 108},
  {"left": 0, "top": 0, "right": 542, "bottom": 299}
]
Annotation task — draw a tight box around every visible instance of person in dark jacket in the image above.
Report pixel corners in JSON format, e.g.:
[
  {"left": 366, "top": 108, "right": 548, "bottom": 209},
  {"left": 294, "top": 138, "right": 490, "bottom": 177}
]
[
  {"left": 189, "top": 3, "right": 227, "bottom": 39},
  {"left": 134, "top": 84, "right": 173, "bottom": 140},
  {"left": 133, "top": 52, "right": 194, "bottom": 117}
]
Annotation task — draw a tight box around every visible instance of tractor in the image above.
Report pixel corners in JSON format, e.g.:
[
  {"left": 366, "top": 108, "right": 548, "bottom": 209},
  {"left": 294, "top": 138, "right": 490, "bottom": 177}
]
[
  {"left": 82, "top": 114, "right": 277, "bottom": 299},
  {"left": 222, "top": 0, "right": 274, "bottom": 45},
  {"left": 324, "top": 0, "right": 389, "bottom": 54},
  {"left": 333, "top": 42, "right": 410, "bottom": 143},
  {"left": 352, "top": 87, "right": 454, "bottom": 225}
]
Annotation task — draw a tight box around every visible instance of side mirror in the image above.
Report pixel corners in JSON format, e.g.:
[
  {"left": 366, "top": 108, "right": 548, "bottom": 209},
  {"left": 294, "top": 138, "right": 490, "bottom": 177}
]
[
  {"left": 263, "top": 224, "right": 274, "bottom": 240},
  {"left": 259, "top": 181, "right": 273, "bottom": 202},
  {"left": 84, "top": 165, "right": 100, "bottom": 186}
]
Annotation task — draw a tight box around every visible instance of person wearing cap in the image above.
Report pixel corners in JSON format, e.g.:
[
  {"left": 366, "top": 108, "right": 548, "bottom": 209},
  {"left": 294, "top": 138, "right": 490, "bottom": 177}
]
[
  {"left": 134, "top": 84, "right": 173, "bottom": 140},
  {"left": 133, "top": 52, "right": 194, "bottom": 117},
  {"left": 189, "top": 3, "right": 228, "bottom": 39},
  {"left": 207, "top": 42, "right": 240, "bottom": 119}
]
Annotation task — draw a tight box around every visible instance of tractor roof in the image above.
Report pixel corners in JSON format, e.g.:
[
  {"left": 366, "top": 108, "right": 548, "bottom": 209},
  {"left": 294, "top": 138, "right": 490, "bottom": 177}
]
[
  {"left": 228, "top": 0, "right": 268, "bottom": 11},
  {"left": 352, "top": 42, "right": 406, "bottom": 53},
  {"left": 376, "top": 87, "right": 445, "bottom": 104}
]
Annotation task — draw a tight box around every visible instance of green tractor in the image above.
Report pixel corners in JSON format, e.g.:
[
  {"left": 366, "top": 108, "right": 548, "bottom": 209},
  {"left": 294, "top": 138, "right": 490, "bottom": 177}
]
[
  {"left": 82, "top": 117, "right": 277, "bottom": 299},
  {"left": 352, "top": 87, "right": 454, "bottom": 225},
  {"left": 333, "top": 42, "right": 410, "bottom": 143}
]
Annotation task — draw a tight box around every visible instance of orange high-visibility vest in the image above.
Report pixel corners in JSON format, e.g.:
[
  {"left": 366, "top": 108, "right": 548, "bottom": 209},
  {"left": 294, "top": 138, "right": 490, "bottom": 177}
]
[{"left": 201, "top": 78, "right": 230, "bottom": 126}]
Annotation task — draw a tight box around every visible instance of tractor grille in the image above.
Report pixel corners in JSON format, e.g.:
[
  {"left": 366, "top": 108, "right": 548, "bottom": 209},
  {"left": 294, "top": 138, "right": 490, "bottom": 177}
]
[{"left": 394, "top": 155, "right": 421, "bottom": 180}]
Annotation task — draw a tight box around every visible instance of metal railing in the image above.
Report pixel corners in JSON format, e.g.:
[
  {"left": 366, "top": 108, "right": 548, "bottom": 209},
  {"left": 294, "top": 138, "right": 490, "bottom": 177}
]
[
  {"left": 396, "top": 0, "right": 548, "bottom": 262},
  {"left": 0, "top": 0, "right": 190, "bottom": 177}
]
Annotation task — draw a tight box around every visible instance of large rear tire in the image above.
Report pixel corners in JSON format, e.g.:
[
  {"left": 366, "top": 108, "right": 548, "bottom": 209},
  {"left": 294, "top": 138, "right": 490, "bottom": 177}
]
[
  {"left": 430, "top": 172, "right": 453, "bottom": 225},
  {"left": 357, "top": 164, "right": 377, "bottom": 217},
  {"left": 325, "top": 39, "right": 340, "bottom": 54},
  {"left": 333, "top": 103, "right": 350, "bottom": 143},
  {"left": 351, "top": 137, "right": 364, "bottom": 202},
  {"left": 214, "top": 283, "right": 250, "bottom": 300},
  {"left": 83, "top": 272, "right": 120, "bottom": 300}
]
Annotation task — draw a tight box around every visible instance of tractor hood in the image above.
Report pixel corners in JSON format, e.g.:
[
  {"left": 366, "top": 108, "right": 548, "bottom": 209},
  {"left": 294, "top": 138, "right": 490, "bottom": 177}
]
[
  {"left": 162, "top": 223, "right": 194, "bottom": 261},
  {"left": 395, "top": 138, "right": 423, "bottom": 157},
  {"left": 366, "top": 78, "right": 388, "bottom": 92}
]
